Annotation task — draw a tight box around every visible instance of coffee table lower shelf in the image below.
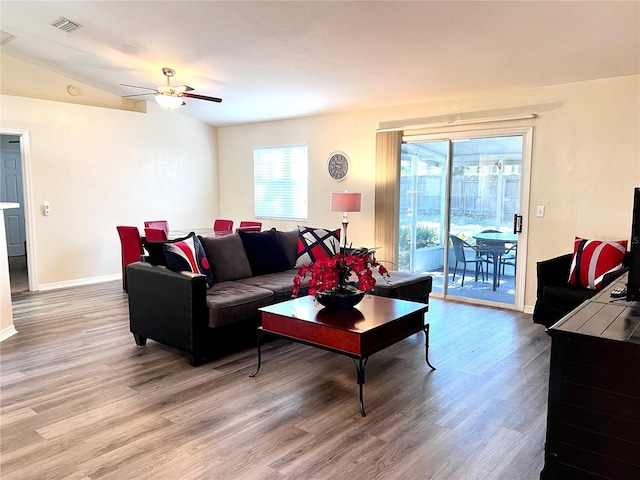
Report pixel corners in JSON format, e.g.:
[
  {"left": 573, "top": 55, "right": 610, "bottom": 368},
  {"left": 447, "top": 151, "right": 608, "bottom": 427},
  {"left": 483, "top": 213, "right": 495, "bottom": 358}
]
[{"left": 249, "top": 295, "right": 436, "bottom": 417}]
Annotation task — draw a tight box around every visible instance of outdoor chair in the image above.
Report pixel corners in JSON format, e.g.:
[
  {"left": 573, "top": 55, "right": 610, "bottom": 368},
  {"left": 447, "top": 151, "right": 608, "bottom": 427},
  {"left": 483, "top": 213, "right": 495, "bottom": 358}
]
[
  {"left": 449, "top": 234, "right": 486, "bottom": 287},
  {"left": 499, "top": 243, "right": 517, "bottom": 281},
  {"left": 476, "top": 229, "right": 501, "bottom": 273}
]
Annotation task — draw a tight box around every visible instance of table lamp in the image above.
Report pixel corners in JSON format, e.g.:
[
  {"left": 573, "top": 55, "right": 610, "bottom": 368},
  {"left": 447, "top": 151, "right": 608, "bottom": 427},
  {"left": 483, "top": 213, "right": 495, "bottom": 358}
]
[{"left": 330, "top": 191, "right": 362, "bottom": 250}]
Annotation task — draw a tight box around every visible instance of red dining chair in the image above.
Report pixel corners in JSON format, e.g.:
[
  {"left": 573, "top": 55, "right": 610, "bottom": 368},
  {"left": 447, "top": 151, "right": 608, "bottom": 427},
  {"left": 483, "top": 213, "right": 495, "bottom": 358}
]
[
  {"left": 213, "top": 219, "right": 234, "bottom": 234},
  {"left": 144, "top": 220, "right": 169, "bottom": 235},
  {"left": 236, "top": 221, "right": 262, "bottom": 232},
  {"left": 116, "top": 226, "right": 144, "bottom": 291},
  {"left": 144, "top": 227, "right": 168, "bottom": 242}
]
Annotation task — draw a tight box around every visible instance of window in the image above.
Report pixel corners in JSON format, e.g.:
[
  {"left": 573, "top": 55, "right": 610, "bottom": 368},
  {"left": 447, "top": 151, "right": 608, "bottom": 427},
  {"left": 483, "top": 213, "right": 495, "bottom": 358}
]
[{"left": 254, "top": 144, "right": 308, "bottom": 221}]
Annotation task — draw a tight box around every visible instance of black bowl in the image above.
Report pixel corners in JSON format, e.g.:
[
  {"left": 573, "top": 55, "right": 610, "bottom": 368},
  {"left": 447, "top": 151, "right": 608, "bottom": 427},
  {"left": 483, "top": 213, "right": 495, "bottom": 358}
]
[{"left": 316, "top": 289, "right": 365, "bottom": 311}]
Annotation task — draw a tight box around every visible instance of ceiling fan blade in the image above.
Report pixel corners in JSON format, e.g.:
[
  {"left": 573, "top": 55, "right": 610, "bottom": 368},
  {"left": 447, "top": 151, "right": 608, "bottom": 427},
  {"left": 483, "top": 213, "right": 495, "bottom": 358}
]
[
  {"left": 120, "top": 83, "right": 158, "bottom": 91},
  {"left": 122, "top": 93, "right": 155, "bottom": 98},
  {"left": 181, "top": 92, "right": 222, "bottom": 103},
  {"left": 174, "top": 85, "right": 195, "bottom": 94}
]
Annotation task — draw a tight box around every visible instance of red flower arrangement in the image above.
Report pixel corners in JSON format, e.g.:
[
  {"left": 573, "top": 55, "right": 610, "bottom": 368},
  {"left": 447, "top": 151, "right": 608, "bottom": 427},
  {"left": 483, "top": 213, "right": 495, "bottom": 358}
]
[{"left": 292, "top": 247, "right": 390, "bottom": 299}]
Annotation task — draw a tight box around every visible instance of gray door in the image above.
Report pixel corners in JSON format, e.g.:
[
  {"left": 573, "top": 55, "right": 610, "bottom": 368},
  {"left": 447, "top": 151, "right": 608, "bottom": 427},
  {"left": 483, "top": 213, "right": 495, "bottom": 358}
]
[{"left": 1, "top": 148, "right": 26, "bottom": 256}]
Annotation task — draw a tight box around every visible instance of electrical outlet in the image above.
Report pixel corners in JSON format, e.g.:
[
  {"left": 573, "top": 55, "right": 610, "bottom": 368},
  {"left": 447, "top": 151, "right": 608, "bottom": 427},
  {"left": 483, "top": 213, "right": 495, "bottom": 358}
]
[{"left": 43, "top": 201, "right": 50, "bottom": 216}]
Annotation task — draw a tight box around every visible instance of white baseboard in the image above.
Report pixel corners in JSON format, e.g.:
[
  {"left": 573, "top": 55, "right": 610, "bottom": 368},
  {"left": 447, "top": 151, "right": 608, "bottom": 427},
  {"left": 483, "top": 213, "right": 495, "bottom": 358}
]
[
  {"left": 0, "top": 325, "right": 18, "bottom": 342},
  {"left": 523, "top": 304, "right": 535, "bottom": 315},
  {"left": 38, "top": 274, "right": 120, "bottom": 291}
]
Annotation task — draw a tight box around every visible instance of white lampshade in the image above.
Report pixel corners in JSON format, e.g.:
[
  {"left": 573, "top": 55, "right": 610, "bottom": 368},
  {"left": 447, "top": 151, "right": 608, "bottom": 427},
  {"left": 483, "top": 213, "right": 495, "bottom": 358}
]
[
  {"left": 330, "top": 192, "right": 362, "bottom": 212},
  {"left": 155, "top": 94, "right": 183, "bottom": 110}
]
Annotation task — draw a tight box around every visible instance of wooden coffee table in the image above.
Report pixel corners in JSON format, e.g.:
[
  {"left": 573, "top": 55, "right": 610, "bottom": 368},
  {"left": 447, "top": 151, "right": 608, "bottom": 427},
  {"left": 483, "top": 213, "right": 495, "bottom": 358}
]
[{"left": 250, "top": 295, "right": 435, "bottom": 416}]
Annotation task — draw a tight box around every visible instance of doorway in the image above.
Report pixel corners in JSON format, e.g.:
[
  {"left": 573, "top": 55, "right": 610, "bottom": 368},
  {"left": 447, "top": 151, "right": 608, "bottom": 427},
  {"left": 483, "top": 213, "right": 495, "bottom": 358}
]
[
  {"left": 1, "top": 134, "right": 29, "bottom": 293},
  {"left": 399, "top": 127, "right": 532, "bottom": 310}
]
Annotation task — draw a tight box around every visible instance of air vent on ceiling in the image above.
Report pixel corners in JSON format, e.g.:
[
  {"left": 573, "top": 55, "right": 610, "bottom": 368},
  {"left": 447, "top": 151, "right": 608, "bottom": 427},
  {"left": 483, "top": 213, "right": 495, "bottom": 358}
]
[{"left": 50, "top": 17, "right": 82, "bottom": 33}]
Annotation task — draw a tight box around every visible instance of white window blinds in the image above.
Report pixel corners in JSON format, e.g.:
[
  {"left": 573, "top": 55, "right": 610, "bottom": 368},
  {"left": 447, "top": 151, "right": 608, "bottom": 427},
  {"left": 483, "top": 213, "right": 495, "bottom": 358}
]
[{"left": 253, "top": 144, "right": 308, "bottom": 221}]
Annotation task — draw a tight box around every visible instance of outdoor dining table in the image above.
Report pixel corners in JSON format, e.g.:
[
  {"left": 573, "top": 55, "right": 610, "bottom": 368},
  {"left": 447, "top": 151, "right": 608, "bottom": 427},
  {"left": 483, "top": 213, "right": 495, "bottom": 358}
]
[{"left": 472, "top": 231, "right": 518, "bottom": 291}]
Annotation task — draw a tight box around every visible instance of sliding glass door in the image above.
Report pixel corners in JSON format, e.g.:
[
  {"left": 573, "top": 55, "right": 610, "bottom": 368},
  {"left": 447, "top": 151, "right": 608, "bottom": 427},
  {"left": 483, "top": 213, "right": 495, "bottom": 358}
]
[
  {"left": 399, "top": 140, "right": 449, "bottom": 276},
  {"left": 400, "top": 128, "right": 530, "bottom": 308}
]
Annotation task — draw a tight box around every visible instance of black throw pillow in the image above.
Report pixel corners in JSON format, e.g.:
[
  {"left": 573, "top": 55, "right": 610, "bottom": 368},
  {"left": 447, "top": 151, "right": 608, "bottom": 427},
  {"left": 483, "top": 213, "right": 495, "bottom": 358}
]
[
  {"left": 144, "top": 241, "right": 171, "bottom": 266},
  {"left": 238, "top": 227, "right": 291, "bottom": 276},
  {"left": 143, "top": 233, "right": 191, "bottom": 266}
]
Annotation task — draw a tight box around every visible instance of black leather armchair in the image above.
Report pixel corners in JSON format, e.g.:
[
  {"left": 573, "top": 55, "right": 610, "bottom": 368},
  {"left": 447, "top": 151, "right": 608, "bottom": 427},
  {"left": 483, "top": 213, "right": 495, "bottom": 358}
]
[
  {"left": 532, "top": 253, "right": 629, "bottom": 328},
  {"left": 127, "top": 262, "right": 213, "bottom": 366},
  {"left": 127, "top": 260, "right": 268, "bottom": 366}
]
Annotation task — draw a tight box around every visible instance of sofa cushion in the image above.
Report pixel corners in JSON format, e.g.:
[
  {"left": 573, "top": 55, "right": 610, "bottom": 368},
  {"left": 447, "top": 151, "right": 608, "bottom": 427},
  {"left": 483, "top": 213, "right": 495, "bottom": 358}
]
[
  {"left": 236, "top": 269, "right": 307, "bottom": 303},
  {"left": 295, "top": 226, "right": 341, "bottom": 268},
  {"left": 205, "top": 281, "right": 274, "bottom": 328},
  {"left": 199, "top": 233, "right": 253, "bottom": 282},
  {"left": 238, "top": 228, "right": 291, "bottom": 276},
  {"left": 163, "top": 232, "right": 214, "bottom": 287},
  {"left": 277, "top": 230, "right": 299, "bottom": 269},
  {"left": 568, "top": 237, "right": 627, "bottom": 290}
]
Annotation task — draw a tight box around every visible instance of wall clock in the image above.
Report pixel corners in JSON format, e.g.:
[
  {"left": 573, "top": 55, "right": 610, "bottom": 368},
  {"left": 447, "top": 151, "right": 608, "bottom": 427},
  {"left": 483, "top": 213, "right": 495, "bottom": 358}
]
[{"left": 327, "top": 151, "right": 351, "bottom": 181}]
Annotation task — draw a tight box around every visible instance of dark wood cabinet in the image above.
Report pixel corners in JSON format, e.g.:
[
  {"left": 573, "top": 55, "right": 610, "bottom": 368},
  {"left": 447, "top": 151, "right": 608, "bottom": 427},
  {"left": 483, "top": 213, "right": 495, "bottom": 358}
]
[{"left": 541, "top": 275, "right": 640, "bottom": 479}]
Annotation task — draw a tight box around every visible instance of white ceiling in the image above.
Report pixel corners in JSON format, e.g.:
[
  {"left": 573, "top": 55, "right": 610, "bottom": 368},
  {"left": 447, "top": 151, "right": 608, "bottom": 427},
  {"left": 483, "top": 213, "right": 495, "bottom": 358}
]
[{"left": 1, "top": 1, "right": 638, "bottom": 127}]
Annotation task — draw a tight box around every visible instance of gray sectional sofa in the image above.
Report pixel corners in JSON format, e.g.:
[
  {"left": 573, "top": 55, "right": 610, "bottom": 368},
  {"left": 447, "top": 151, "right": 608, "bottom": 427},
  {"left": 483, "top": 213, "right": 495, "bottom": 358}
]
[{"left": 126, "top": 229, "right": 433, "bottom": 365}]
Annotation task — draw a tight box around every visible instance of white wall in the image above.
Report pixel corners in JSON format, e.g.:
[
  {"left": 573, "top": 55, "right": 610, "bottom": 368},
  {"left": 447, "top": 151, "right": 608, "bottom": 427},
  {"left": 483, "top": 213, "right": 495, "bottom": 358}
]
[
  {"left": 219, "top": 75, "right": 640, "bottom": 309},
  {"left": 0, "top": 95, "right": 219, "bottom": 289},
  {"left": 524, "top": 77, "right": 640, "bottom": 305},
  {"left": 218, "top": 110, "right": 377, "bottom": 243}
]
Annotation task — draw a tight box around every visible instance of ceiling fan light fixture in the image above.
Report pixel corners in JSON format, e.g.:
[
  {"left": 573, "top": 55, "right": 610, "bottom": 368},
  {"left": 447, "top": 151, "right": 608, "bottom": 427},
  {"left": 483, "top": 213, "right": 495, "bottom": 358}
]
[
  {"left": 155, "top": 94, "right": 183, "bottom": 110},
  {"left": 122, "top": 67, "right": 220, "bottom": 108}
]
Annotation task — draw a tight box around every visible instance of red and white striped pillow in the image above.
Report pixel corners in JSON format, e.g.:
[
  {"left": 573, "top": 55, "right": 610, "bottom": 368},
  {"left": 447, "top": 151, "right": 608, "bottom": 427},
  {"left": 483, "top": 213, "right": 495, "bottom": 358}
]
[
  {"left": 163, "top": 232, "right": 214, "bottom": 287},
  {"left": 568, "top": 237, "right": 627, "bottom": 290},
  {"left": 295, "top": 226, "right": 341, "bottom": 268}
]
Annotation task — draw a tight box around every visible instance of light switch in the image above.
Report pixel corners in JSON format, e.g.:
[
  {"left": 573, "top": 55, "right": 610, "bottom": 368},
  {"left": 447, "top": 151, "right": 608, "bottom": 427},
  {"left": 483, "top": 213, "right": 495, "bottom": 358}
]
[{"left": 536, "top": 205, "right": 545, "bottom": 218}]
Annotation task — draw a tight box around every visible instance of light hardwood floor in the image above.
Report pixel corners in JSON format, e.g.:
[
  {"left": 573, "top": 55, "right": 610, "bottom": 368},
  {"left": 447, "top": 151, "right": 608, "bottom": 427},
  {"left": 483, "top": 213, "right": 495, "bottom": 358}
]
[{"left": 1, "top": 281, "right": 550, "bottom": 479}]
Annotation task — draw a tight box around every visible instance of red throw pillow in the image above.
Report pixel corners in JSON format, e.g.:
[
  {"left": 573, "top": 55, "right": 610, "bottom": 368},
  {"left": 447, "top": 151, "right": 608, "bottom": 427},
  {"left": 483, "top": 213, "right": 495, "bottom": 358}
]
[
  {"left": 568, "top": 237, "right": 627, "bottom": 290},
  {"left": 295, "top": 226, "right": 341, "bottom": 268}
]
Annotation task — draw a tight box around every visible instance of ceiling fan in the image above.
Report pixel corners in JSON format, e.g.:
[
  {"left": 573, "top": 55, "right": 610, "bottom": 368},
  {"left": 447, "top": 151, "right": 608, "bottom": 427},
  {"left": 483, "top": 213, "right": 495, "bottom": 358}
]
[{"left": 121, "top": 67, "right": 222, "bottom": 110}]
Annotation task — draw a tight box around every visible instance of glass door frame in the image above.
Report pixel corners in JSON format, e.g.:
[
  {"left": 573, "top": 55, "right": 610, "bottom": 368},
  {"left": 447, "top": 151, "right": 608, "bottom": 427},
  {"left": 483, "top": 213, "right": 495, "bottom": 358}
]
[{"left": 403, "top": 126, "right": 533, "bottom": 311}]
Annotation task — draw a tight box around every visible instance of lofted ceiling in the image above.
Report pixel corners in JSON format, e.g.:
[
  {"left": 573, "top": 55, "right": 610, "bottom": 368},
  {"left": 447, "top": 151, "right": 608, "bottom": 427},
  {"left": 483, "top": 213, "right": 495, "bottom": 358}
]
[{"left": 1, "top": 1, "right": 638, "bottom": 127}]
